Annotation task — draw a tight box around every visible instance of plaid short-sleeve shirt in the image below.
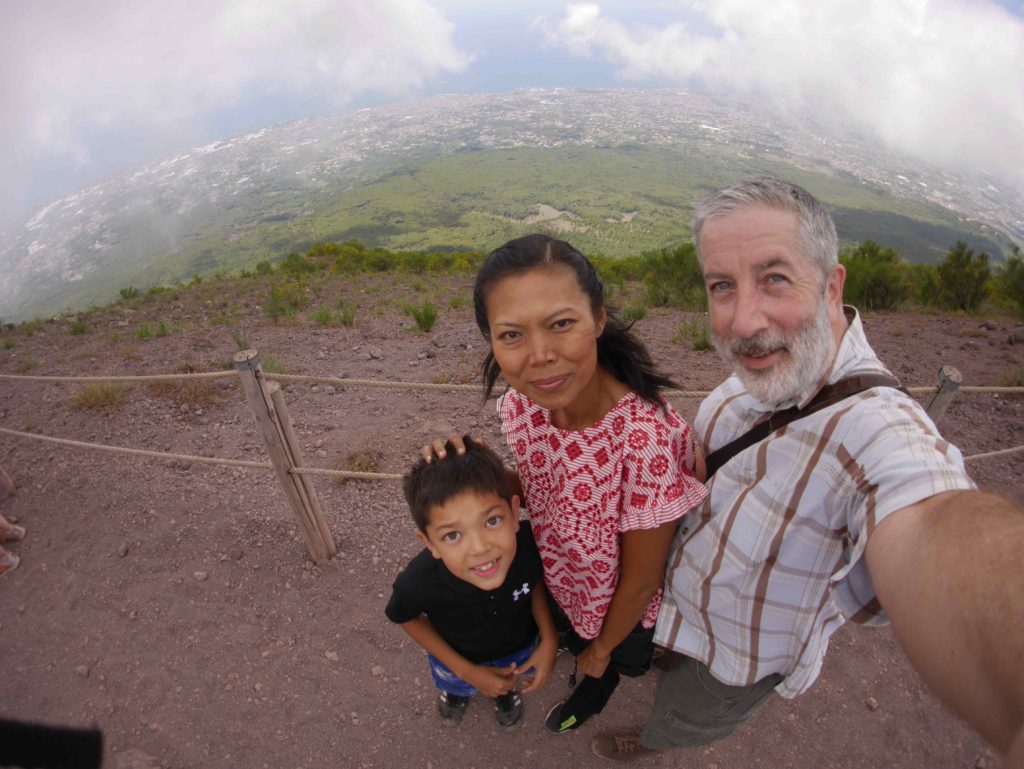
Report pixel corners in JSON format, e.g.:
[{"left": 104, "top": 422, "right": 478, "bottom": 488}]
[
  {"left": 499, "top": 390, "right": 708, "bottom": 640},
  {"left": 655, "top": 308, "right": 976, "bottom": 697}
]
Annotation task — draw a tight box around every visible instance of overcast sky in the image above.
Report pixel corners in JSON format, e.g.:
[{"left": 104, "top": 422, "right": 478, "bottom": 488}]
[{"left": 2, "top": 0, "right": 1023, "bottom": 228}]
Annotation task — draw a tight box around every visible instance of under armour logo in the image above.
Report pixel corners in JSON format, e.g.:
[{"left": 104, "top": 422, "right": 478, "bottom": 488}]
[{"left": 513, "top": 583, "right": 531, "bottom": 601}]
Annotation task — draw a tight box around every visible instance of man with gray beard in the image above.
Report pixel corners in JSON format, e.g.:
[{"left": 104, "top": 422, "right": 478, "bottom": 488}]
[{"left": 592, "top": 177, "right": 1024, "bottom": 765}]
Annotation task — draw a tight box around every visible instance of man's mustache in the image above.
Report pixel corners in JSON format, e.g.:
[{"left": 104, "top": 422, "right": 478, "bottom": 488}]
[{"left": 729, "top": 333, "right": 788, "bottom": 358}]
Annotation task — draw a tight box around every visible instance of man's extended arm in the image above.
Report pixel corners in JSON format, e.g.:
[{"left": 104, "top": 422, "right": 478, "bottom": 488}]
[{"left": 866, "top": 490, "right": 1024, "bottom": 763}]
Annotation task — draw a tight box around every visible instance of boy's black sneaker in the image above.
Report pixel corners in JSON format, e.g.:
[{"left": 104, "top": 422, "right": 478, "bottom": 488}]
[
  {"left": 437, "top": 692, "right": 469, "bottom": 726},
  {"left": 494, "top": 691, "right": 523, "bottom": 728}
]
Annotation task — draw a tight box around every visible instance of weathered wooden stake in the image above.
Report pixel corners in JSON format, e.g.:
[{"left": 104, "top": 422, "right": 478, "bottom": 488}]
[
  {"left": 269, "top": 385, "right": 336, "bottom": 556},
  {"left": 234, "top": 349, "right": 331, "bottom": 565},
  {"left": 924, "top": 365, "right": 962, "bottom": 424}
]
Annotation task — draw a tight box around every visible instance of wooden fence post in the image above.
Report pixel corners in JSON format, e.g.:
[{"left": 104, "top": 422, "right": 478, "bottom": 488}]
[
  {"left": 268, "top": 385, "right": 336, "bottom": 557},
  {"left": 234, "top": 349, "right": 332, "bottom": 565},
  {"left": 924, "top": 365, "right": 962, "bottom": 424}
]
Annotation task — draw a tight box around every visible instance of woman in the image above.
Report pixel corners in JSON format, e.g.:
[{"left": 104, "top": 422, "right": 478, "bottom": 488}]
[{"left": 427, "top": 234, "right": 707, "bottom": 732}]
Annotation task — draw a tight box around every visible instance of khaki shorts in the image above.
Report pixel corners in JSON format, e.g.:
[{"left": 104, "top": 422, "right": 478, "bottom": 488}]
[{"left": 640, "top": 652, "right": 783, "bottom": 749}]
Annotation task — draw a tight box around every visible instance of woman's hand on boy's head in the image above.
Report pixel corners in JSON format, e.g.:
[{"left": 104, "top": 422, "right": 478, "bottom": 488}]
[{"left": 421, "top": 433, "right": 484, "bottom": 463}]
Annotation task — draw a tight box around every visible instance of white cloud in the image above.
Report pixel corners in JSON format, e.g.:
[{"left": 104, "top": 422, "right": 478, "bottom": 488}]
[
  {"left": 0, "top": 0, "right": 470, "bottom": 220},
  {"left": 539, "top": 0, "right": 1024, "bottom": 183}
]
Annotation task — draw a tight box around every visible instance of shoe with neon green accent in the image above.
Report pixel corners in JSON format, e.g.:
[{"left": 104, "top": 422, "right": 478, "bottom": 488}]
[{"left": 544, "top": 701, "right": 579, "bottom": 733}]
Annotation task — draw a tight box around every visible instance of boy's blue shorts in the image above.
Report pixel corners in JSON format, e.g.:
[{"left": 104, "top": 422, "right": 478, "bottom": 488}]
[{"left": 428, "top": 640, "right": 537, "bottom": 697}]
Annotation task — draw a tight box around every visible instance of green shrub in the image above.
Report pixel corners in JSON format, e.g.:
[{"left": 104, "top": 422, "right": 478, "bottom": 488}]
[
  {"left": 674, "top": 315, "right": 714, "bottom": 351},
  {"left": 255, "top": 260, "right": 273, "bottom": 275},
  {"left": 120, "top": 286, "right": 140, "bottom": 300},
  {"left": 936, "top": 241, "right": 990, "bottom": 312},
  {"left": 231, "top": 331, "right": 251, "bottom": 350},
  {"left": 312, "top": 308, "right": 333, "bottom": 326},
  {"left": 337, "top": 300, "right": 357, "bottom": 327},
  {"left": 264, "top": 280, "right": 308, "bottom": 323},
  {"left": 21, "top": 320, "right": 40, "bottom": 337},
  {"left": 136, "top": 324, "right": 152, "bottom": 341},
  {"left": 3, "top": 339, "right": 14, "bottom": 350},
  {"left": 622, "top": 302, "right": 649, "bottom": 322},
  {"left": 405, "top": 300, "right": 438, "bottom": 333},
  {"left": 155, "top": 321, "right": 169, "bottom": 337},
  {"left": 279, "top": 252, "right": 319, "bottom": 276},
  {"left": 909, "top": 263, "right": 941, "bottom": 306},
  {"left": 839, "top": 241, "right": 912, "bottom": 311},
  {"left": 996, "top": 247, "right": 1024, "bottom": 318},
  {"left": 641, "top": 243, "right": 706, "bottom": 309},
  {"left": 68, "top": 320, "right": 88, "bottom": 335}
]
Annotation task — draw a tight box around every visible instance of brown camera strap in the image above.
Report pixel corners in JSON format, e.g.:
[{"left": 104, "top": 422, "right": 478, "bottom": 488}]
[{"left": 704, "top": 373, "right": 906, "bottom": 479}]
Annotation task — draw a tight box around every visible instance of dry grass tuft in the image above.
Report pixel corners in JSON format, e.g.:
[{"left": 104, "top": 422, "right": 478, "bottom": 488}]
[
  {"left": 70, "top": 383, "right": 126, "bottom": 411},
  {"left": 335, "top": 447, "right": 386, "bottom": 485}
]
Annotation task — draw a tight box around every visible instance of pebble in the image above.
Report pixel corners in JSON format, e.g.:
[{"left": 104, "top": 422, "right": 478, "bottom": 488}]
[
  {"left": 229, "top": 547, "right": 244, "bottom": 561},
  {"left": 976, "top": 757, "right": 990, "bottom": 769},
  {"left": 371, "top": 665, "right": 385, "bottom": 677},
  {"left": 118, "top": 543, "right": 129, "bottom": 558},
  {"left": 865, "top": 696, "right": 879, "bottom": 711},
  {"left": 76, "top": 665, "right": 90, "bottom": 678},
  {"left": 193, "top": 571, "right": 209, "bottom": 582},
  {"left": 324, "top": 386, "right": 336, "bottom": 395},
  {"left": 325, "top": 651, "right": 339, "bottom": 662}
]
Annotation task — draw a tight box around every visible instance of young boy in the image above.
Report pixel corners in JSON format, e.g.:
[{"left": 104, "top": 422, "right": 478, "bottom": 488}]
[{"left": 385, "top": 437, "right": 557, "bottom": 728}]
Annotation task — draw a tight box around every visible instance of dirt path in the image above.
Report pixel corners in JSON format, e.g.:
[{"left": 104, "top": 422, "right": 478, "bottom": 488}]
[{"left": 1, "top": 275, "right": 1022, "bottom": 769}]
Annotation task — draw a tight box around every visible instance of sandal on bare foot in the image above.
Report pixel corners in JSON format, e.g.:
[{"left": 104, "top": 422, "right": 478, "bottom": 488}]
[
  {"left": 1, "top": 524, "right": 25, "bottom": 543},
  {"left": 0, "top": 551, "right": 20, "bottom": 575}
]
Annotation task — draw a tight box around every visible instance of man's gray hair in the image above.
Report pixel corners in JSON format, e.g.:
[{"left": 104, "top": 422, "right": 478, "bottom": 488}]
[{"left": 692, "top": 176, "right": 839, "bottom": 281}]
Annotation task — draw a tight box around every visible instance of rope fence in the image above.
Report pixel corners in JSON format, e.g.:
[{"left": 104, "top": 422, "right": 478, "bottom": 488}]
[
  {"left": 2, "top": 359, "right": 1023, "bottom": 559},
  {"left": 0, "top": 422, "right": 1020, "bottom": 479},
  {"left": 3, "top": 370, "right": 1023, "bottom": 396}
]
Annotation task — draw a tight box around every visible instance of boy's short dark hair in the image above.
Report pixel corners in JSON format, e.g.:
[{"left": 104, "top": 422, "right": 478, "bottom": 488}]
[{"left": 403, "top": 436, "right": 511, "bottom": 533}]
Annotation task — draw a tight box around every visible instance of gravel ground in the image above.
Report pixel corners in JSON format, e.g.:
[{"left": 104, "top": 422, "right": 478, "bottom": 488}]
[{"left": 1, "top": 274, "right": 1022, "bottom": 769}]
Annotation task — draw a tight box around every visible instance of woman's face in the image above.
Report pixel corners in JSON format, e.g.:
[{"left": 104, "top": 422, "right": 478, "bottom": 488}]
[{"left": 484, "top": 265, "right": 605, "bottom": 416}]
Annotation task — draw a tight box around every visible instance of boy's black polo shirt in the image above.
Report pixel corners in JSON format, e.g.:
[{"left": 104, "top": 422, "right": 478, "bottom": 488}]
[{"left": 385, "top": 522, "right": 542, "bottom": 664}]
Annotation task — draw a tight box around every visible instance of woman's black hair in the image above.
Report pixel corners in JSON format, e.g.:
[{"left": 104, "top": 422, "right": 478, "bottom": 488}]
[{"left": 473, "top": 233, "right": 677, "bottom": 407}]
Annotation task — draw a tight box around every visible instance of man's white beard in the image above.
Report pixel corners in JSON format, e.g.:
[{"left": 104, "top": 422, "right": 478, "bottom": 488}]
[{"left": 713, "top": 299, "right": 836, "bottom": 407}]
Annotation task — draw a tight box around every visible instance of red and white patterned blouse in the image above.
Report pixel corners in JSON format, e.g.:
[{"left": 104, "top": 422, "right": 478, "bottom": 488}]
[{"left": 499, "top": 389, "right": 708, "bottom": 639}]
